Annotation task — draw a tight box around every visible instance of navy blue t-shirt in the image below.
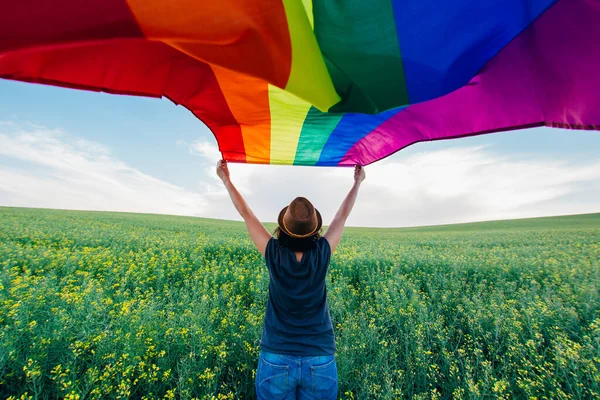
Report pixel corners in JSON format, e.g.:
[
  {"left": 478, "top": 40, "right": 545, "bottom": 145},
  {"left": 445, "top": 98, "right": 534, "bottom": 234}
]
[{"left": 260, "top": 237, "right": 336, "bottom": 356}]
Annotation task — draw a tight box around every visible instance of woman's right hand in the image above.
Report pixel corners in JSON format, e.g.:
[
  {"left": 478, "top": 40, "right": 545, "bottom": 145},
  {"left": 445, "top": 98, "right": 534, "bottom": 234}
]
[
  {"left": 354, "top": 165, "right": 366, "bottom": 184},
  {"left": 325, "top": 165, "right": 365, "bottom": 253},
  {"left": 216, "top": 159, "right": 230, "bottom": 183}
]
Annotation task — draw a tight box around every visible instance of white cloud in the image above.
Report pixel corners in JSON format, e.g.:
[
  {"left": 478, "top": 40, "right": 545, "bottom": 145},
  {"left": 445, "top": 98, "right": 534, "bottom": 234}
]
[
  {"left": 189, "top": 140, "right": 220, "bottom": 164},
  {"left": 0, "top": 127, "right": 209, "bottom": 216},
  {"left": 347, "top": 147, "right": 600, "bottom": 226},
  {"left": 189, "top": 141, "right": 600, "bottom": 227},
  {"left": 1, "top": 127, "right": 599, "bottom": 227}
]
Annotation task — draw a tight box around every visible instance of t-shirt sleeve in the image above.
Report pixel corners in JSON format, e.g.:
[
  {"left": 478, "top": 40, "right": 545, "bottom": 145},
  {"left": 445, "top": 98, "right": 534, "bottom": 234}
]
[
  {"left": 264, "top": 237, "right": 278, "bottom": 271},
  {"left": 320, "top": 237, "right": 332, "bottom": 266}
]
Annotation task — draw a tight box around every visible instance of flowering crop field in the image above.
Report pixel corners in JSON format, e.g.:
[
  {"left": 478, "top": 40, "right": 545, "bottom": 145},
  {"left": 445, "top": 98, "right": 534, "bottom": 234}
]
[{"left": 1, "top": 207, "right": 599, "bottom": 399}]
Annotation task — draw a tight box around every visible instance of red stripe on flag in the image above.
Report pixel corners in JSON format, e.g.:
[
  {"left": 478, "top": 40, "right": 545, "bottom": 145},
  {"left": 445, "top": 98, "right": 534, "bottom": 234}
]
[
  {"left": 0, "top": 39, "right": 245, "bottom": 162},
  {"left": 0, "top": 0, "right": 143, "bottom": 53}
]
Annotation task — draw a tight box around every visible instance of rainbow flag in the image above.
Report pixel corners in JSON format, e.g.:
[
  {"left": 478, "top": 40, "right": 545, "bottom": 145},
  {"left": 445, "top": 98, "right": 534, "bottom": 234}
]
[{"left": 1, "top": 0, "right": 598, "bottom": 165}]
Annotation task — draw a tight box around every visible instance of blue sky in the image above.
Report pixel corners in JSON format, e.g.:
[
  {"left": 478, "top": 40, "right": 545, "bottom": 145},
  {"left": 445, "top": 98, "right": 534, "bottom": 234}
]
[{"left": 1, "top": 79, "right": 599, "bottom": 227}]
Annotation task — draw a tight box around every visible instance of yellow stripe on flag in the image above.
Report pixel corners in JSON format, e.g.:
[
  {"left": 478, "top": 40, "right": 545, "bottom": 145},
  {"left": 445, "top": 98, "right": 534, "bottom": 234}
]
[
  {"left": 281, "top": 0, "right": 340, "bottom": 112},
  {"left": 269, "top": 85, "right": 312, "bottom": 164}
]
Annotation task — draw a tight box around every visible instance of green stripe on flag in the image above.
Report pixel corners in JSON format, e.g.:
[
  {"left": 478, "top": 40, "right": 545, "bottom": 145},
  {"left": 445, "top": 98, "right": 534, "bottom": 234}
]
[
  {"left": 293, "top": 107, "right": 343, "bottom": 165},
  {"left": 314, "top": 0, "right": 409, "bottom": 113}
]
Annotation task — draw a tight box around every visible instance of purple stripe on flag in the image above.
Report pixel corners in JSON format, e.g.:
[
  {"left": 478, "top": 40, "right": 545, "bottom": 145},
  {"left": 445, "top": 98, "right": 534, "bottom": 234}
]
[{"left": 340, "top": 0, "right": 600, "bottom": 166}]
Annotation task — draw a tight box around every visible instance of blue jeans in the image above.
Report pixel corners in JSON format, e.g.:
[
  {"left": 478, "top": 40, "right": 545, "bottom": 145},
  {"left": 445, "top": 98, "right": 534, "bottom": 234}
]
[{"left": 255, "top": 351, "right": 338, "bottom": 400}]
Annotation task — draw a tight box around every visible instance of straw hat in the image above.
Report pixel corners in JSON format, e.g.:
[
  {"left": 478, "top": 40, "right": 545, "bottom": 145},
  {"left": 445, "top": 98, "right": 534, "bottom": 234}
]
[{"left": 277, "top": 197, "right": 322, "bottom": 238}]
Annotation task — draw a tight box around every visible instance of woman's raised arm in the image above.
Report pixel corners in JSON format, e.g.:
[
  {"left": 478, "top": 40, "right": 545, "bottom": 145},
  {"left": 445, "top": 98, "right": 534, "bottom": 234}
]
[
  {"left": 324, "top": 165, "right": 365, "bottom": 253},
  {"left": 217, "top": 160, "right": 271, "bottom": 256}
]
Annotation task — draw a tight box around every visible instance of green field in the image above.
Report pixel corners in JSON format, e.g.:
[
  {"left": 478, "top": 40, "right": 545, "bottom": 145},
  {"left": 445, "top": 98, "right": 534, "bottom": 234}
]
[{"left": 1, "top": 207, "right": 599, "bottom": 399}]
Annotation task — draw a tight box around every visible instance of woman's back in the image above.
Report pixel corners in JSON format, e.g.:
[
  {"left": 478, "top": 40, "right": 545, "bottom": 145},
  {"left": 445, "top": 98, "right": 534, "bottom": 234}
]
[{"left": 261, "top": 237, "right": 335, "bottom": 356}]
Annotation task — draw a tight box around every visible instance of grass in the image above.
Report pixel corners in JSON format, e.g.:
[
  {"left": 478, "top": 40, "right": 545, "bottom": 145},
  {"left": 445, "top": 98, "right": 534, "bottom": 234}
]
[{"left": 0, "top": 207, "right": 599, "bottom": 399}]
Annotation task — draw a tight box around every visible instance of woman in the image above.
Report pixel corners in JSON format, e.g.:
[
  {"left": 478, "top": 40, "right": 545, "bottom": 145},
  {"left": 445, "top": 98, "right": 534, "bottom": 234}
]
[{"left": 216, "top": 160, "right": 365, "bottom": 400}]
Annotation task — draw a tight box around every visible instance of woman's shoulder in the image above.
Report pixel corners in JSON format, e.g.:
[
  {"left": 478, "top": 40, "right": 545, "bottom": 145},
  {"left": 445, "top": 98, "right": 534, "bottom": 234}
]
[
  {"left": 315, "top": 237, "right": 331, "bottom": 259},
  {"left": 265, "top": 237, "right": 279, "bottom": 259},
  {"left": 269, "top": 236, "right": 283, "bottom": 251}
]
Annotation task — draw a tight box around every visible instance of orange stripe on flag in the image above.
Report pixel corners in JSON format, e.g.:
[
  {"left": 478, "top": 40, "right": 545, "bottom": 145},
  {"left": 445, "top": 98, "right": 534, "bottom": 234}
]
[{"left": 211, "top": 66, "right": 271, "bottom": 164}]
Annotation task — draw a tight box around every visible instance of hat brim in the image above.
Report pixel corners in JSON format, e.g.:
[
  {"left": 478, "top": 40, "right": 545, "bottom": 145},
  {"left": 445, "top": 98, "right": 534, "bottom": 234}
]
[{"left": 277, "top": 206, "right": 322, "bottom": 237}]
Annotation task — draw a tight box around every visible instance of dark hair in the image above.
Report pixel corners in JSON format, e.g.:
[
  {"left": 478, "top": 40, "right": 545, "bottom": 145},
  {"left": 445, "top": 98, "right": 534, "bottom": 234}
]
[{"left": 274, "top": 226, "right": 321, "bottom": 252}]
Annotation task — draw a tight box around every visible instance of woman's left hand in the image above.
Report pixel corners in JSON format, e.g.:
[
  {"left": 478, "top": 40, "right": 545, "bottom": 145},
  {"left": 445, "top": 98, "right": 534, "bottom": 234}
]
[
  {"left": 216, "top": 159, "right": 230, "bottom": 183},
  {"left": 354, "top": 165, "right": 366, "bottom": 184}
]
